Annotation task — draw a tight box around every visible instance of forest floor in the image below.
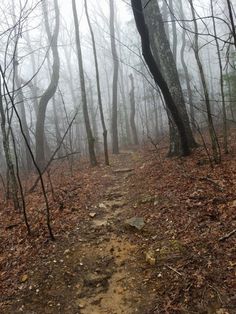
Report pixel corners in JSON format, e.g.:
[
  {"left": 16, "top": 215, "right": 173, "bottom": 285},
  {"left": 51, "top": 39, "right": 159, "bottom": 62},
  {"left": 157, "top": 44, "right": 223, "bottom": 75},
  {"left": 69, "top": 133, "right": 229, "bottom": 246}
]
[{"left": 0, "top": 144, "right": 236, "bottom": 313}]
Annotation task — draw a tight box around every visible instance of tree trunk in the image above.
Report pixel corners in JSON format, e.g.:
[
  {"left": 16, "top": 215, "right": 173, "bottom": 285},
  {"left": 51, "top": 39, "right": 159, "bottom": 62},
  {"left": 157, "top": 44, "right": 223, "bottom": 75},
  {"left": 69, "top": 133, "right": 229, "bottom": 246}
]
[
  {"left": 84, "top": 0, "right": 109, "bottom": 165},
  {"left": 179, "top": 0, "right": 195, "bottom": 129},
  {"left": 131, "top": 0, "right": 190, "bottom": 156},
  {"left": 226, "top": 0, "right": 236, "bottom": 49},
  {"left": 210, "top": 0, "right": 228, "bottom": 153},
  {"left": 72, "top": 0, "right": 97, "bottom": 166},
  {"left": 109, "top": 0, "right": 119, "bottom": 154},
  {"left": 129, "top": 73, "right": 139, "bottom": 145},
  {"left": 35, "top": 0, "right": 60, "bottom": 170},
  {"left": 162, "top": 0, "right": 170, "bottom": 40},
  {"left": 169, "top": 0, "right": 177, "bottom": 62},
  {"left": 14, "top": 75, "right": 32, "bottom": 172},
  {"left": 189, "top": 0, "right": 221, "bottom": 163},
  {"left": 0, "top": 76, "right": 19, "bottom": 209},
  {"left": 141, "top": 0, "right": 197, "bottom": 155}
]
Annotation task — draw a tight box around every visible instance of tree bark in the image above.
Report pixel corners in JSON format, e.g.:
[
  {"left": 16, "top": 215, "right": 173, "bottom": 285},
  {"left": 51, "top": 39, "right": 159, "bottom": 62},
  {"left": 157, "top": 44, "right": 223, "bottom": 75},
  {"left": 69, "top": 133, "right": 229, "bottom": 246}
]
[
  {"left": 0, "top": 76, "right": 19, "bottom": 209},
  {"left": 109, "top": 0, "right": 119, "bottom": 154},
  {"left": 210, "top": 0, "right": 228, "bottom": 153},
  {"left": 72, "top": 0, "right": 97, "bottom": 166},
  {"left": 131, "top": 0, "right": 190, "bottom": 156},
  {"left": 189, "top": 0, "right": 220, "bottom": 163},
  {"left": 141, "top": 0, "right": 197, "bottom": 155},
  {"left": 179, "top": 0, "right": 195, "bottom": 128},
  {"left": 84, "top": 0, "right": 109, "bottom": 165},
  {"left": 129, "top": 73, "right": 139, "bottom": 145},
  {"left": 169, "top": 0, "right": 177, "bottom": 62},
  {"left": 35, "top": 0, "right": 60, "bottom": 170}
]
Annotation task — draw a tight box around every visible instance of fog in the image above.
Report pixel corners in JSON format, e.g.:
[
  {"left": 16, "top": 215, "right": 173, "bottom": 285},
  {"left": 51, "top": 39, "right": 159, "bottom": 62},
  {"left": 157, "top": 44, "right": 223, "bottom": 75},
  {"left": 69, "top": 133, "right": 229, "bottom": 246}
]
[{"left": 0, "top": 0, "right": 235, "bottom": 179}]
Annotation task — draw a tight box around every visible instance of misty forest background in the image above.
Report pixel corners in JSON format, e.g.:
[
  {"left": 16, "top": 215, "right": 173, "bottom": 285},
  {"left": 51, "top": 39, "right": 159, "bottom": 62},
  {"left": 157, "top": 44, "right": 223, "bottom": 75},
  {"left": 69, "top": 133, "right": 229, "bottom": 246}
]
[{"left": 0, "top": 0, "right": 236, "bottom": 238}]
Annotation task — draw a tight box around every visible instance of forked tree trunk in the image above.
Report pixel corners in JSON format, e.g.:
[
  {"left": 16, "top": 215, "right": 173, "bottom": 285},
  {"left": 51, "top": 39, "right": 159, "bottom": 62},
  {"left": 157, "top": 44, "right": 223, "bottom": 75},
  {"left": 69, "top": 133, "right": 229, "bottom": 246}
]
[
  {"left": 131, "top": 0, "right": 190, "bottom": 156},
  {"left": 141, "top": 0, "right": 197, "bottom": 155},
  {"left": 35, "top": 0, "right": 60, "bottom": 170}
]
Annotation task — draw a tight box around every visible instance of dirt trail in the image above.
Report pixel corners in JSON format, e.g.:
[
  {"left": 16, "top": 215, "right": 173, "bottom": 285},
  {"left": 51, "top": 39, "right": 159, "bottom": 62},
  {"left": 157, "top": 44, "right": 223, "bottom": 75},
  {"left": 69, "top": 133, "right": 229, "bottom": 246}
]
[{"left": 5, "top": 151, "right": 153, "bottom": 314}]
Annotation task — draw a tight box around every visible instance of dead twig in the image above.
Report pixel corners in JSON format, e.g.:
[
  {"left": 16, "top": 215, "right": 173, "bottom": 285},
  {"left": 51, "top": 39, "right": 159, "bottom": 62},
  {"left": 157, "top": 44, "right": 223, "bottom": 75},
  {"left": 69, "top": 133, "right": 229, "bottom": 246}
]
[
  {"left": 219, "top": 228, "right": 236, "bottom": 241},
  {"left": 208, "top": 284, "right": 223, "bottom": 305},
  {"left": 165, "top": 264, "right": 183, "bottom": 276},
  {"left": 199, "top": 176, "right": 224, "bottom": 192}
]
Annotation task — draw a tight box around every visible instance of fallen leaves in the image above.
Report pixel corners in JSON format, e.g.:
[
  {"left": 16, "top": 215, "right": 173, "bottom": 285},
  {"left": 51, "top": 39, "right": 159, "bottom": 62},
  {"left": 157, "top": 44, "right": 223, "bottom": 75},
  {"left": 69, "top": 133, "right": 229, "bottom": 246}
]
[
  {"left": 20, "top": 274, "right": 28, "bottom": 283},
  {"left": 1, "top": 145, "right": 236, "bottom": 313}
]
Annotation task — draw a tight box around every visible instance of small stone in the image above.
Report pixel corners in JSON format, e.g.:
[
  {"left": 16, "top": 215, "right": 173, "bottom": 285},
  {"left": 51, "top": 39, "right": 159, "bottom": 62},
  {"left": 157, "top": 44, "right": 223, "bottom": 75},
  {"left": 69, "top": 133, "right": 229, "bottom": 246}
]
[
  {"left": 126, "top": 217, "right": 145, "bottom": 230},
  {"left": 89, "top": 212, "right": 96, "bottom": 218},
  {"left": 99, "top": 203, "right": 107, "bottom": 209},
  {"left": 77, "top": 301, "right": 86, "bottom": 309},
  {"left": 145, "top": 251, "right": 156, "bottom": 266}
]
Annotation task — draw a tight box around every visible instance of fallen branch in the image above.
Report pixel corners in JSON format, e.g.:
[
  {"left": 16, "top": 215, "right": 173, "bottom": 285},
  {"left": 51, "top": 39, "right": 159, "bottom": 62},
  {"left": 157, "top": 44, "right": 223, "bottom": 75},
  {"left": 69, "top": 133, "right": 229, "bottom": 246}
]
[
  {"left": 199, "top": 176, "right": 224, "bottom": 192},
  {"left": 219, "top": 228, "right": 236, "bottom": 242},
  {"left": 113, "top": 168, "right": 134, "bottom": 174}
]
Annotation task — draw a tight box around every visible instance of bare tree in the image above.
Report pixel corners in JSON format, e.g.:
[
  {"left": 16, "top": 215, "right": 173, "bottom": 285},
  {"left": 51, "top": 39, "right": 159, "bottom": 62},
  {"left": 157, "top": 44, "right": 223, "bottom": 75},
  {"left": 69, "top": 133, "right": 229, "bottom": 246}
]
[
  {"left": 179, "top": 0, "right": 195, "bottom": 128},
  {"left": 189, "top": 0, "right": 220, "bottom": 163},
  {"left": 72, "top": 0, "right": 97, "bottom": 166},
  {"left": 131, "top": 0, "right": 191, "bottom": 156},
  {"left": 109, "top": 0, "right": 119, "bottom": 154},
  {"left": 169, "top": 0, "right": 177, "bottom": 62},
  {"left": 226, "top": 0, "right": 236, "bottom": 49},
  {"left": 129, "top": 73, "right": 139, "bottom": 145},
  {"left": 84, "top": 0, "right": 109, "bottom": 165},
  {"left": 0, "top": 76, "right": 19, "bottom": 209},
  {"left": 210, "top": 0, "right": 228, "bottom": 154},
  {"left": 35, "top": 0, "right": 60, "bottom": 170},
  {"left": 141, "top": 0, "right": 197, "bottom": 155}
]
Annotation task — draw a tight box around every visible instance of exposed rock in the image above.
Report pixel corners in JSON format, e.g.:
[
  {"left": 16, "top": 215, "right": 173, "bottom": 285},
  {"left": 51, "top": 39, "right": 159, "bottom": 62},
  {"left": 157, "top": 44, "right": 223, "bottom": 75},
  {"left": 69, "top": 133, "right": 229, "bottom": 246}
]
[
  {"left": 145, "top": 251, "right": 156, "bottom": 266},
  {"left": 125, "top": 217, "right": 145, "bottom": 230},
  {"left": 89, "top": 212, "right": 96, "bottom": 218},
  {"left": 98, "top": 203, "right": 107, "bottom": 210},
  {"left": 84, "top": 273, "right": 111, "bottom": 288}
]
